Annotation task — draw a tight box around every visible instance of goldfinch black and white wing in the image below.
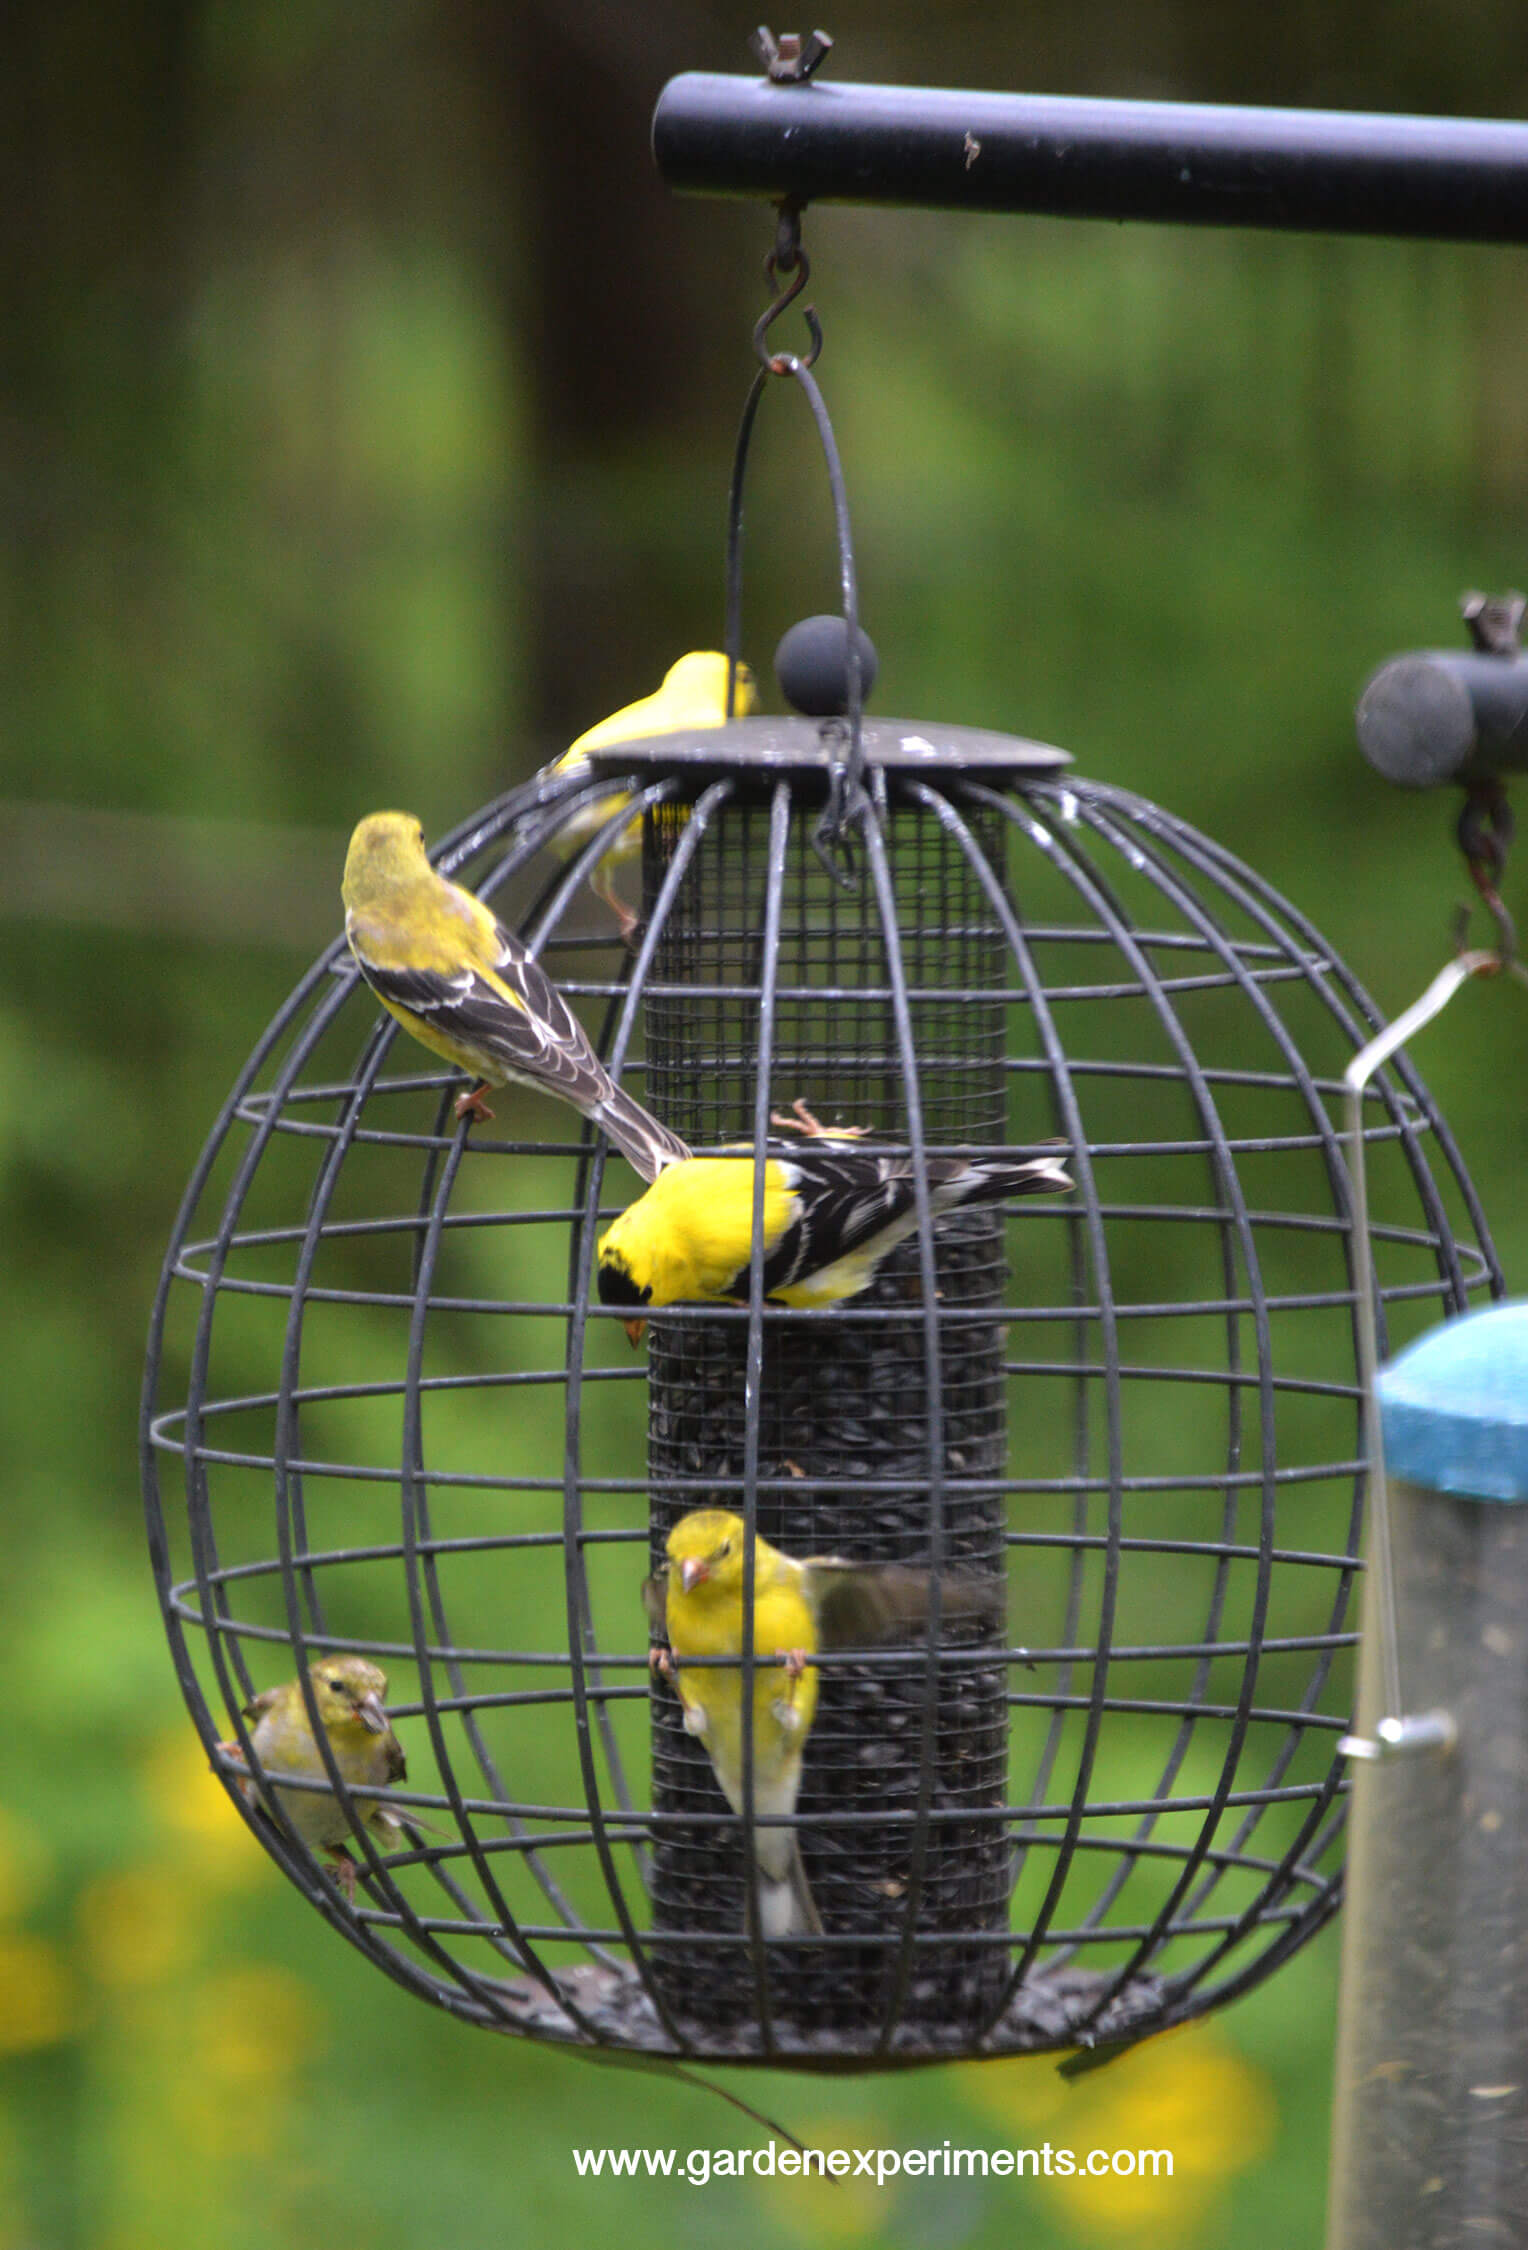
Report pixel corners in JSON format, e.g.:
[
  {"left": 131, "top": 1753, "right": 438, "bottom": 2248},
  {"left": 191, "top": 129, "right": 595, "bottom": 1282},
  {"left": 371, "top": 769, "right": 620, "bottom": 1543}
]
[
  {"left": 341, "top": 810, "right": 689, "bottom": 1181},
  {"left": 351, "top": 923, "right": 687, "bottom": 1178},
  {"left": 752, "top": 1144, "right": 1073, "bottom": 1300}
]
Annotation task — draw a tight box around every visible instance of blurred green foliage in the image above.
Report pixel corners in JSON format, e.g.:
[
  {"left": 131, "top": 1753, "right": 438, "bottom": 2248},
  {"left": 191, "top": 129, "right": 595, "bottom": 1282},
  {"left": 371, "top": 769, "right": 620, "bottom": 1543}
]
[{"left": 5, "top": 7, "right": 1528, "bottom": 2248}]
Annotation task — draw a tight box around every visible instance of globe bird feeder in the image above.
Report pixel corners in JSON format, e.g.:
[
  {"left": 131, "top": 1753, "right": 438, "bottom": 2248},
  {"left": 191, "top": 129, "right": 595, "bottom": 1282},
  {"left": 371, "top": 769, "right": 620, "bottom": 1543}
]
[{"left": 142, "top": 56, "right": 1506, "bottom": 2079}]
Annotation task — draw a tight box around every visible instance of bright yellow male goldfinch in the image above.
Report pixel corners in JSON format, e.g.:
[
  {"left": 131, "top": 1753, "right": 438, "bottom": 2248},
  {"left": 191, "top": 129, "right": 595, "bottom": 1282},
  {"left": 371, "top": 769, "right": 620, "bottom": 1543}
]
[
  {"left": 343, "top": 811, "right": 689, "bottom": 1180},
  {"left": 646, "top": 1509, "right": 1005, "bottom": 1939},
  {"left": 543, "top": 651, "right": 758, "bottom": 941},
  {"left": 600, "top": 1107, "right": 1071, "bottom": 1339}
]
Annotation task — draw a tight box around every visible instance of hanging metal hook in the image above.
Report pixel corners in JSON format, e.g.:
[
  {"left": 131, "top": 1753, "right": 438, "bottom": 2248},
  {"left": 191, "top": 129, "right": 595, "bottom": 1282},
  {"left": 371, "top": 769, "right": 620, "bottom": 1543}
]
[
  {"left": 1454, "top": 776, "right": 1518, "bottom": 964},
  {"left": 809, "top": 718, "right": 871, "bottom": 887},
  {"left": 751, "top": 26, "right": 835, "bottom": 83},
  {"left": 753, "top": 202, "right": 823, "bottom": 372},
  {"left": 730, "top": 187, "right": 868, "bottom": 884}
]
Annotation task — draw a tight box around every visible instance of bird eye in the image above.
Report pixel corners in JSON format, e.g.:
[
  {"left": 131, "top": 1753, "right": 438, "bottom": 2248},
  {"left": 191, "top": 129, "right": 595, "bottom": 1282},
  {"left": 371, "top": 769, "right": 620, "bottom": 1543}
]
[{"left": 326, "top": 1675, "right": 345, "bottom": 1691}]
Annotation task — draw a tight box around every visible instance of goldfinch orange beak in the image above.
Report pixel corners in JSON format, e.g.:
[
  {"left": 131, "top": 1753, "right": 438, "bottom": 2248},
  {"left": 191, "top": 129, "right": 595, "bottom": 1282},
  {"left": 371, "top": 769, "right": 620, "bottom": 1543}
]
[
  {"left": 624, "top": 1318, "right": 647, "bottom": 1348},
  {"left": 679, "top": 1557, "right": 710, "bottom": 1593}
]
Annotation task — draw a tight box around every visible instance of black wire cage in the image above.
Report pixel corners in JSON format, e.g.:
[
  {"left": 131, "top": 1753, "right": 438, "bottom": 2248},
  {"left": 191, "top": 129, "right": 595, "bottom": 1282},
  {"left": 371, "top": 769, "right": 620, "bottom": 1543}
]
[{"left": 141, "top": 696, "right": 1500, "bottom": 2068}]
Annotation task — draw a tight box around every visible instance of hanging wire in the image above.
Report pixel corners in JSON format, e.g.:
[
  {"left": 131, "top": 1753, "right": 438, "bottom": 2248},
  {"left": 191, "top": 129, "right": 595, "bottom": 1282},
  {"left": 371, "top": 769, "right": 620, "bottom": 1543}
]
[
  {"left": 752, "top": 202, "right": 823, "bottom": 372},
  {"left": 1339, "top": 948, "right": 1527, "bottom": 1762},
  {"left": 1455, "top": 777, "right": 1518, "bottom": 961},
  {"left": 727, "top": 200, "right": 869, "bottom": 880},
  {"left": 1338, "top": 791, "right": 1524, "bottom": 1762}
]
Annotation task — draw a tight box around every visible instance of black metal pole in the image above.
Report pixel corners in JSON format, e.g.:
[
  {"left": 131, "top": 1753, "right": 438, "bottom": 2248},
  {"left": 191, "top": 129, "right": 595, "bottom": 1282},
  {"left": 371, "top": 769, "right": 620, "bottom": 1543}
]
[{"left": 653, "top": 73, "right": 1528, "bottom": 243}]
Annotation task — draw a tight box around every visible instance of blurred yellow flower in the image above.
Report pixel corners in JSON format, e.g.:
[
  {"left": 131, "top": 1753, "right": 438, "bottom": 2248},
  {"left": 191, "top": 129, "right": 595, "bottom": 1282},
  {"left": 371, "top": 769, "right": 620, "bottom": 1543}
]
[
  {"left": 188, "top": 1962, "right": 323, "bottom": 2090},
  {"left": 0, "top": 1930, "right": 75, "bottom": 2055},
  {"left": 138, "top": 1727, "right": 263, "bottom": 1888},
  {"left": 76, "top": 1865, "right": 196, "bottom": 1989},
  {"left": 84, "top": 1960, "right": 325, "bottom": 2240},
  {"left": 152, "top": 1963, "right": 326, "bottom": 2166},
  {"left": 1087, "top": 2035, "right": 1276, "bottom": 2181},
  {"left": 955, "top": 2026, "right": 1277, "bottom": 2245}
]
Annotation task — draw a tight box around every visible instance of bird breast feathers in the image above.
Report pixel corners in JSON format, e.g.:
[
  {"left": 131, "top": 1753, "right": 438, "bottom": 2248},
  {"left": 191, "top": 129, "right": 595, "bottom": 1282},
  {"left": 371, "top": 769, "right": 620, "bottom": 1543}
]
[
  {"left": 669, "top": 1567, "right": 815, "bottom": 1661},
  {"left": 667, "top": 1566, "right": 819, "bottom": 1760}
]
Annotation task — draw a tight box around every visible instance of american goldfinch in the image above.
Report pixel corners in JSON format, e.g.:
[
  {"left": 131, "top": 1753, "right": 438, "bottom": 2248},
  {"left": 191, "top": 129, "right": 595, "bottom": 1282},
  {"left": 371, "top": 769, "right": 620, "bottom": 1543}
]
[
  {"left": 220, "top": 1657, "right": 407, "bottom": 1902},
  {"left": 645, "top": 1509, "right": 1005, "bottom": 1939},
  {"left": 599, "top": 1105, "right": 1071, "bottom": 1341},
  {"left": 543, "top": 651, "right": 758, "bottom": 942},
  {"left": 342, "top": 810, "right": 690, "bottom": 1179}
]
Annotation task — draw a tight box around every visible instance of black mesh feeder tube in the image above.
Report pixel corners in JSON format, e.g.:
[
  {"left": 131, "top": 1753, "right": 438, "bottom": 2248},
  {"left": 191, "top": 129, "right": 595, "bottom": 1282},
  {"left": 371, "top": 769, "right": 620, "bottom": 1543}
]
[{"left": 625, "top": 723, "right": 1065, "bottom": 2037}]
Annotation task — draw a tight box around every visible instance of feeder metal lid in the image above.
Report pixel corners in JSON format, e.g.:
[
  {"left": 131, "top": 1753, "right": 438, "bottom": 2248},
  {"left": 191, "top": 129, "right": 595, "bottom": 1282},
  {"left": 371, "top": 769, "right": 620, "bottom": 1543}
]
[{"left": 583, "top": 713, "right": 1071, "bottom": 787}]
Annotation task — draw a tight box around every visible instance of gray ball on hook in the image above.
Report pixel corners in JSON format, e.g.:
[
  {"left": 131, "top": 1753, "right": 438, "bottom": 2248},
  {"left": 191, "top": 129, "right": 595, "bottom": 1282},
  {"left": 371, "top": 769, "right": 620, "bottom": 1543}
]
[{"left": 775, "top": 615, "right": 879, "bottom": 718}]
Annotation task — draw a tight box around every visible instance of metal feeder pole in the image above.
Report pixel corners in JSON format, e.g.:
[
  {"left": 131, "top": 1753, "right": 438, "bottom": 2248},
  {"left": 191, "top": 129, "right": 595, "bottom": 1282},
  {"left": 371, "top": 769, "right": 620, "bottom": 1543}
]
[{"left": 1327, "top": 1305, "right": 1528, "bottom": 2246}]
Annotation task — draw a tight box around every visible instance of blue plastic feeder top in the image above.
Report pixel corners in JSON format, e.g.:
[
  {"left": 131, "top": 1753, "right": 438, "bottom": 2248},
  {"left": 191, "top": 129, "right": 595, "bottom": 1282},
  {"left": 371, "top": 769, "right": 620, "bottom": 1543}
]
[{"left": 1377, "top": 1300, "right": 1528, "bottom": 1505}]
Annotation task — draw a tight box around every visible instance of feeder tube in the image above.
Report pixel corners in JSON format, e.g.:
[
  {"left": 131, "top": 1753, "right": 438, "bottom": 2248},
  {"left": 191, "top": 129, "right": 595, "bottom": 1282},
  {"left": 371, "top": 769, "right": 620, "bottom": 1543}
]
[{"left": 1327, "top": 1303, "right": 1528, "bottom": 2248}]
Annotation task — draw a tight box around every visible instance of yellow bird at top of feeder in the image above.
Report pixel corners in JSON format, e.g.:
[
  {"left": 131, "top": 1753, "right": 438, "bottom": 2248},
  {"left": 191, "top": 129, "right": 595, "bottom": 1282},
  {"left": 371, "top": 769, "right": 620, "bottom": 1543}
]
[{"left": 542, "top": 650, "right": 758, "bottom": 942}]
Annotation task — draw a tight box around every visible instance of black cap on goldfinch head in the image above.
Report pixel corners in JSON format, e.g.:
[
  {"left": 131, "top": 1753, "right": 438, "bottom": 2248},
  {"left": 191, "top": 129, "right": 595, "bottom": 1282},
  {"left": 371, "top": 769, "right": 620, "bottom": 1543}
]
[
  {"left": 596, "top": 1257, "right": 649, "bottom": 1311},
  {"left": 597, "top": 1255, "right": 651, "bottom": 1347}
]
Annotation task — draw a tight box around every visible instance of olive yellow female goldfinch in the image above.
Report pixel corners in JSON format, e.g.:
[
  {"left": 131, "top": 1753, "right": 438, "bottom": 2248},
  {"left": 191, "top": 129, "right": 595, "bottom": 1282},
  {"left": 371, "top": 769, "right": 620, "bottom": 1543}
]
[
  {"left": 221, "top": 1657, "right": 407, "bottom": 1902},
  {"left": 599, "top": 1123, "right": 1070, "bottom": 1339},
  {"left": 343, "top": 810, "right": 689, "bottom": 1178},
  {"left": 645, "top": 1510, "right": 1005, "bottom": 1939},
  {"left": 543, "top": 651, "right": 758, "bottom": 941}
]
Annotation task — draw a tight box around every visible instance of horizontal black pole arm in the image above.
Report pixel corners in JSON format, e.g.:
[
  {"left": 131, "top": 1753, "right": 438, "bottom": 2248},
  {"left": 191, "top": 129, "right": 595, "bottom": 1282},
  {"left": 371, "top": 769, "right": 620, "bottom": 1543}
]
[
  {"left": 1357, "top": 653, "right": 1528, "bottom": 787},
  {"left": 653, "top": 73, "right": 1528, "bottom": 243}
]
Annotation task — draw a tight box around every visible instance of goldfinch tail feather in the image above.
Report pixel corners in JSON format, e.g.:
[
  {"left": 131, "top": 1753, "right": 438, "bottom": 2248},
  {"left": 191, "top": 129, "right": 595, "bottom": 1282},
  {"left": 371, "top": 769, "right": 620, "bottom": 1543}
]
[
  {"left": 758, "top": 1840, "right": 823, "bottom": 1939},
  {"left": 929, "top": 1153, "right": 1072, "bottom": 1211},
  {"left": 592, "top": 1088, "right": 691, "bottom": 1183}
]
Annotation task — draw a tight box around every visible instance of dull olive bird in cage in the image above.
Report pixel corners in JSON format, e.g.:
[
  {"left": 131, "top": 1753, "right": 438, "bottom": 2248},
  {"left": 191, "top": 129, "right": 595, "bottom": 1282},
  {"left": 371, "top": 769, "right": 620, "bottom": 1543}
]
[{"left": 143, "top": 613, "right": 1499, "bottom": 2068}]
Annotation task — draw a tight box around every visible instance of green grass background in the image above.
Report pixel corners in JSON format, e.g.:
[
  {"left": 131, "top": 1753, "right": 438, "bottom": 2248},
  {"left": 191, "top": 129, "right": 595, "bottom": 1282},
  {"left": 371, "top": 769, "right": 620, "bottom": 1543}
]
[{"left": 5, "top": 8, "right": 1528, "bottom": 2246}]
